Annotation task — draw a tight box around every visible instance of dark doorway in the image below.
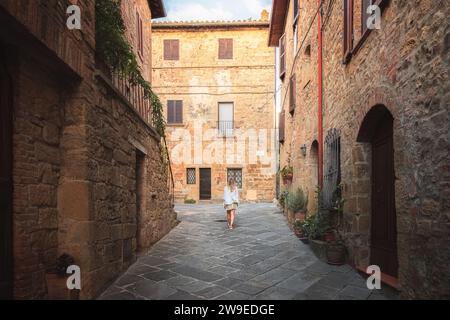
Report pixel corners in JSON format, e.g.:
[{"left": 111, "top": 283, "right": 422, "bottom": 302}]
[
  {"left": 0, "top": 45, "right": 13, "bottom": 299},
  {"left": 357, "top": 105, "right": 398, "bottom": 278},
  {"left": 135, "top": 150, "right": 145, "bottom": 253},
  {"left": 199, "top": 168, "right": 211, "bottom": 200},
  {"left": 370, "top": 112, "right": 398, "bottom": 277}
]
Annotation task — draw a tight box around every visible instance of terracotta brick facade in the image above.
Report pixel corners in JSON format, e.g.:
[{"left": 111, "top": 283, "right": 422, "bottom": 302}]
[
  {"left": 152, "top": 15, "right": 277, "bottom": 203},
  {"left": 0, "top": 0, "right": 175, "bottom": 299},
  {"left": 271, "top": 0, "right": 450, "bottom": 298}
]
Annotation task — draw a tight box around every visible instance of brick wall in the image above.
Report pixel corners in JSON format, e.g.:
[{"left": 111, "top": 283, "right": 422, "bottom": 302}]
[
  {"left": 276, "top": 0, "right": 450, "bottom": 298},
  {"left": 1, "top": 0, "right": 176, "bottom": 299}
]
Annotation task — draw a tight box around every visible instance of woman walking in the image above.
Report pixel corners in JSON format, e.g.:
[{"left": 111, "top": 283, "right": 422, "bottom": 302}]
[{"left": 223, "top": 178, "right": 239, "bottom": 230}]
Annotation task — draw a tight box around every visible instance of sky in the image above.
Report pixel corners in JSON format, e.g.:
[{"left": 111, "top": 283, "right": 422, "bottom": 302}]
[{"left": 162, "top": 0, "right": 272, "bottom": 21}]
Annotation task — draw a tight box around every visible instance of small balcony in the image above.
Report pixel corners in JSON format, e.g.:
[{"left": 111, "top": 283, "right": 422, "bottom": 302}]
[{"left": 217, "top": 121, "right": 234, "bottom": 137}]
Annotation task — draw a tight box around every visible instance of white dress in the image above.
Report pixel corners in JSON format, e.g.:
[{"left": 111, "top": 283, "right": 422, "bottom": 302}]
[{"left": 223, "top": 186, "right": 239, "bottom": 210}]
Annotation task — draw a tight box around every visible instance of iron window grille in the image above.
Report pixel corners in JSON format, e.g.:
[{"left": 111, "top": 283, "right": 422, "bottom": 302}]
[
  {"left": 187, "top": 168, "right": 196, "bottom": 184},
  {"left": 323, "top": 128, "right": 341, "bottom": 209},
  {"left": 227, "top": 168, "right": 243, "bottom": 189}
]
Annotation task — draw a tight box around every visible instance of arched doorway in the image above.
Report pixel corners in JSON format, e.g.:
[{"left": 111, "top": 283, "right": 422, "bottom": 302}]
[
  {"left": 308, "top": 140, "right": 319, "bottom": 213},
  {"left": 357, "top": 105, "right": 398, "bottom": 278},
  {"left": 0, "top": 45, "right": 13, "bottom": 299}
]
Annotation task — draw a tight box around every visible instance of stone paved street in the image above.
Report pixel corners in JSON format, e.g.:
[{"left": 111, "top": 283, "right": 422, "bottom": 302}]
[{"left": 100, "top": 204, "right": 397, "bottom": 300}]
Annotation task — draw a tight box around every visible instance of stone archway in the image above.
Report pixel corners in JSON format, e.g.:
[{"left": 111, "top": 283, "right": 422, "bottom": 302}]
[{"left": 357, "top": 104, "right": 398, "bottom": 278}]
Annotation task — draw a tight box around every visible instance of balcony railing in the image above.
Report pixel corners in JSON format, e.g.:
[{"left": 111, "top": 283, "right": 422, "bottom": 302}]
[
  {"left": 217, "top": 121, "right": 234, "bottom": 137},
  {"left": 111, "top": 72, "right": 153, "bottom": 126}
]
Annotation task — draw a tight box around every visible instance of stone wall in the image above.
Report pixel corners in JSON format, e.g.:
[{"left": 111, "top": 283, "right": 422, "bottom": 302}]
[
  {"left": 152, "top": 21, "right": 277, "bottom": 203},
  {"left": 1, "top": 0, "right": 176, "bottom": 299},
  {"left": 275, "top": 0, "right": 450, "bottom": 298}
]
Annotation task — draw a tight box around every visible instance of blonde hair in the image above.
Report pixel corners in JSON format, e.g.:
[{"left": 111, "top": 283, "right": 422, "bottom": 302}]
[{"left": 228, "top": 178, "right": 236, "bottom": 190}]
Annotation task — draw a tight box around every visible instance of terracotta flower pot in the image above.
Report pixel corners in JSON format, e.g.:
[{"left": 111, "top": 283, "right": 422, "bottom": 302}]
[
  {"left": 282, "top": 173, "right": 293, "bottom": 184},
  {"left": 294, "top": 228, "right": 304, "bottom": 238},
  {"left": 326, "top": 244, "right": 346, "bottom": 265},
  {"left": 294, "top": 211, "right": 306, "bottom": 221},
  {"left": 323, "top": 232, "right": 335, "bottom": 242}
]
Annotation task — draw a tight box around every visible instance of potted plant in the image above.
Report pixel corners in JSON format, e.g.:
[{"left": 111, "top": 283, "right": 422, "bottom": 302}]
[
  {"left": 287, "top": 188, "right": 308, "bottom": 222},
  {"left": 280, "top": 166, "right": 293, "bottom": 184},
  {"left": 326, "top": 239, "right": 346, "bottom": 265},
  {"left": 293, "top": 220, "right": 305, "bottom": 238},
  {"left": 46, "top": 253, "right": 79, "bottom": 300}
]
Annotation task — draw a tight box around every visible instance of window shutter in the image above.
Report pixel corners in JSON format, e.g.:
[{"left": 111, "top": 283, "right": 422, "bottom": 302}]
[
  {"left": 167, "top": 100, "right": 174, "bottom": 123},
  {"left": 164, "top": 40, "right": 179, "bottom": 60},
  {"left": 219, "top": 39, "right": 233, "bottom": 59},
  {"left": 289, "top": 75, "right": 296, "bottom": 114},
  {"left": 279, "top": 110, "right": 285, "bottom": 143},
  {"left": 279, "top": 34, "right": 286, "bottom": 79},
  {"left": 361, "top": 0, "right": 371, "bottom": 34},
  {"left": 343, "top": 0, "right": 353, "bottom": 63},
  {"left": 175, "top": 100, "right": 183, "bottom": 123}
]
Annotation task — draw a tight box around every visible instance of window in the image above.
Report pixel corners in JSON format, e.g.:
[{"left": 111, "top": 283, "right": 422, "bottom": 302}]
[
  {"left": 279, "top": 34, "right": 286, "bottom": 79},
  {"left": 361, "top": 0, "right": 372, "bottom": 34},
  {"left": 293, "top": 0, "right": 299, "bottom": 55},
  {"left": 227, "top": 168, "right": 242, "bottom": 189},
  {"left": 289, "top": 74, "right": 296, "bottom": 114},
  {"left": 323, "top": 129, "right": 341, "bottom": 209},
  {"left": 136, "top": 10, "right": 144, "bottom": 57},
  {"left": 187, "top": 168, "right": 196, "bottom": 184},
  {"left": 343, "top": 0, "right": 353, "bottom": 63},
  {"left": 218, "top": 102, "right": 234, "bottom": 137},
  {"left": 279, "top": 110, "right": 285, "bottom": 143},
  {"left": 164, "top": 39, "right": 179, "bottom": 60},
  {"left": 219, "top": 39, "right": 233, "bottom": 59},
  {"left": 167, "top": 100, "right": 183, "bottom": 124}
]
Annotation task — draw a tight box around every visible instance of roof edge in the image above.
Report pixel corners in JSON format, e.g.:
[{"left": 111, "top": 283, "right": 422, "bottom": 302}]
[
  {"left": 268, "top": 0, "right": 288, "bottom": 47},
  {"left": 148, "top": 0, "right": 166, "bottom": 19}
]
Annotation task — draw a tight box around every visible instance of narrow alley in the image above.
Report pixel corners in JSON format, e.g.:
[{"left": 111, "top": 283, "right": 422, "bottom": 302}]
[{"left": 100, "top": 204, "right": 396, "bottom": 300}]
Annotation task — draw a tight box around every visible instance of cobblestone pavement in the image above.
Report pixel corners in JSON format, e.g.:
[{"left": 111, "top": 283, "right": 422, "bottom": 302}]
[{"left": 100, "top": 203, "right": 397, "bottom": 300}]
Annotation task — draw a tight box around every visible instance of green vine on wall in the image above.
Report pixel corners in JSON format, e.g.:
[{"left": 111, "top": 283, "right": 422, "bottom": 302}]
[{"left": 95, "top": 0, "right": 166, "bottom": 137}]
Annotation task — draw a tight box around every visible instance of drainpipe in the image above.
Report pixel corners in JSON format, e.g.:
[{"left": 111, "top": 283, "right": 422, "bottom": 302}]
[{"left": 317, "top": 0, "right": 324, "bottom": 188}]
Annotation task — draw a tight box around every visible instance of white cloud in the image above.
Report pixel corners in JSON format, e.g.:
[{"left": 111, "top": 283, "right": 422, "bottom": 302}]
[{"left": 164, "top": 0, "right": 271, "bottom": 22}]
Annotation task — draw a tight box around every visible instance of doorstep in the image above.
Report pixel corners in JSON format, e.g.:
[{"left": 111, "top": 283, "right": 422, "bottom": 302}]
[{"left": 356, "top": 265, "right": 400, "bottom": 290}]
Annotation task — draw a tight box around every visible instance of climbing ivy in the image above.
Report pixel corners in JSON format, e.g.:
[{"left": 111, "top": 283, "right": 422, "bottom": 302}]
[{"left": 95, "top": 0, "right": 166, "bottom": 137}]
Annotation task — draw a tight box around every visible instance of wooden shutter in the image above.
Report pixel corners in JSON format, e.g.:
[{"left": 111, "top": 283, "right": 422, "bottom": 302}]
[
  {"left": 167, "top": 100, "right": 174, "bottom": 123},
  {"left": 279, "top": 34, "right": 286, "bottom": 79},
  {"left": 279, "top": 110, "right": 285, "bottom": 143},
  {"left": 289, "top": 74, "right": 296, "bottom": 114},
  {"left": 361, "top": 0, "right": 371, "bottom": 34},
  {"left": 164, "top": 40, "right": 179, "bottom": 60},
  {"left": 175, "top": 100, "right": 183, "bottom": 123},
  {"left": 343, "top": 0, "right": 353, "bottom": 63},
  {"left": 219, "top": 39, "right": 233, "bottom": 59}
]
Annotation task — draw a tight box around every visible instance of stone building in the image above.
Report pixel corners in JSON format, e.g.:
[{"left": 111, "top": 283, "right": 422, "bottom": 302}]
[
  {"left": 0, "top": 0, "right": 176, "bottom": 299},
  {"left": 270, "top": 0, "right": 450, "bottom": 298},
  {"left": 151, "top": 11, "right": 277, "bottom": 203}
]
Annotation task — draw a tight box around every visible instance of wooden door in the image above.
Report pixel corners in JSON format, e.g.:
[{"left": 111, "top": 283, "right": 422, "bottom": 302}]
[
  {"left": 0, "top": 47, "right": 13, "bottom": 299},
  {"left": 199, "top": 168, "right": 211, "bottom": 200},
  {"left": 370, "top": 114, "right": 398, "bottom": 278}
]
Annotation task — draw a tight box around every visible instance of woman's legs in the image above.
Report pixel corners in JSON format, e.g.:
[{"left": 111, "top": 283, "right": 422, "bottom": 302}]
[
  {"left": 226, "top": 210, "right": 231, "bottom": 227},
  {"left": 229, "top": 209, "right": 236, "bottom": 228}
]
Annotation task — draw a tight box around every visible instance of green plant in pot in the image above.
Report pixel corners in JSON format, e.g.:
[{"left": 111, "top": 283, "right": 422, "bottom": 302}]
[
  {"left": 293, "top": 220, "right": 305, "bottom": 238},
  {"left": 280, "top": 166, "right": 293, "bottom": 184},
  {"left": 278, "top": 191, "right": 286, "bottom": 209},
  {"left": 287, "top": 187, "right": 308, "bottom": 221},
  {"left": 46, "top": 254, "right": 79, "bottom": 300}
]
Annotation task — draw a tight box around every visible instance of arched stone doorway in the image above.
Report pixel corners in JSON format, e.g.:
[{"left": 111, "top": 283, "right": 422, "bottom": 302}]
[{"left": 357, "top": 105, "right": 398, "bottom": 278}]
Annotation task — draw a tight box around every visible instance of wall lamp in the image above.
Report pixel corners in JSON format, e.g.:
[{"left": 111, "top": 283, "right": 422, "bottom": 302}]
[{"left": 300, "top": 144, "right": 307, "bottom": 157}]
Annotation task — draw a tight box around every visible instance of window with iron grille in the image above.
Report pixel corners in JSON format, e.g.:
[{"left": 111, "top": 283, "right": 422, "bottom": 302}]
[
  {"left": 227, "top": 168, "right": 242, "bottom": 189},
  {"left": 187, "top": 168, "right": 196, "bottom": 184},
  {"left": 323, "top": 129, "right": 341, "bottom": 209}
]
